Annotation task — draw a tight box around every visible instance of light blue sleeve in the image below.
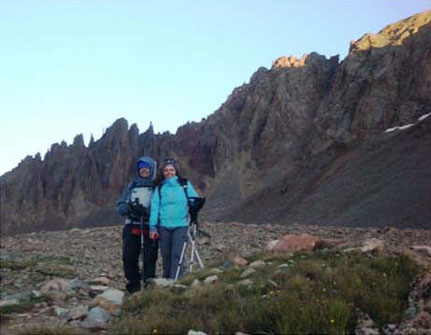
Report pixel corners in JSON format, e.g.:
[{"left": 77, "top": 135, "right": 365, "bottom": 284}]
[
  {"left": 149, "top": 187, "right": 160, "bottom": 231},
  {"left": 187, "top": 181, "right": 199, "bottom": 198}
]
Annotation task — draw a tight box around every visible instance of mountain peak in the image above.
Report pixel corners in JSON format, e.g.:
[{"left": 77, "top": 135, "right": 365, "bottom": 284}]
[{"left": 350, "top": 10, "right": 430, "bottom": 53}]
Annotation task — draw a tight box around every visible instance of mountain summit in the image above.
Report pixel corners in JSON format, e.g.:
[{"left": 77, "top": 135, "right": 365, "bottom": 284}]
[{"left": 1, "top": 11, "right": 430, "bottom": 236}]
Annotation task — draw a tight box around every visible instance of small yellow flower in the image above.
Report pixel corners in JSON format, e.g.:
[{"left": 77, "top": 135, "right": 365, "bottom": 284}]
[
  {"left": 330, "top": 319, "right": 335, "bottom": 324},
  {"left": 152, "top": 329, "right": 158, "bottom": 334}
]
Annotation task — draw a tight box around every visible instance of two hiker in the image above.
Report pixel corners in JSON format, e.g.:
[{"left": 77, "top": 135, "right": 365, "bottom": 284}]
[{"left": 116, "top": 156, "right": 200, "bottom": 293}]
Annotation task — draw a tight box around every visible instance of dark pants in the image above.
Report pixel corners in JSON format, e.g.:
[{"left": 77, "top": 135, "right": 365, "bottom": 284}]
[
  {"left": 159, "top": 226, "right": 188, "bottom": 280},
  {"left": 122, "top": 224, "right": 159, "bottom": 293}
]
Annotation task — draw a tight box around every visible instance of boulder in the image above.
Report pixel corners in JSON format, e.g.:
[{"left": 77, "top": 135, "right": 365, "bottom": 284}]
[
  {"left": 187, "top": 331, "right": 207, "bottom": 335},
  {"left": 249, "top": 260, "right": 266, "bottom": 268},
  {"left": 203, "top": 275, "right": 219, "bottom": 284},
  {"left": 2, "top": 291, "right": 36, "bottom": 302},
  {"left": 92, "top": 296, "right": 120, "bottom": 314},
  {"left": 89, "top": 285, "right": 109, "bottom": 295},
  {"left": 88, "top": 276, "right": 110, "bottom": 286},
  {"left": 68, "top": 305, "right": 88, "bottom": 321},
  {"left": 265, "top": 234, "right": 321, "bottom": 254},
  {"left": 411, "top": 245, "right": 431, "bottom": 257},
  {"left": 191, "top": 279, "right": 201, "bottom": 288},
  {"left": 264, "top": 240, "right": 279, "bottom": 253},
  {"left": 240, "top": 268, "right": 256, "bottom": 279},
  {"left": 147, "top": 278, "right": 174, "bottom": 287},
  {"left": 80, "top": 306, "right": 111, "bottom": 330},
  {"left": 40, "top": 278, "right": 73, "bottom": 293},
  {"left": 355, "top": 312, "right": 380, "bottom": 335},
  {"left": 46, "top": 291, "right": 68, "bottom": 303},
  {"left": 394, "top": 272, "right": 431, "bottom": 335},
  {"left": 359, "top": 238, "right": 385, "bottom": 255},
  {"left": 0, "top": 299, "right": 19, "bottom": 307},
  {"left": 97, "top": 288, "right": 124, "bottom": 305},
  {"left": 227, "top": 254, "right": 249, "bottom": 267},
  {"left": 52, "top": 306, "right": 69, "bottom": 318},
  {"left": 238, "top": 279, "right": 253, "bottom": 286}
]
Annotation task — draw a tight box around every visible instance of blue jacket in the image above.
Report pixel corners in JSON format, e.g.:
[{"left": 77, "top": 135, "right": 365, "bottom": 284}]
[
  {"left": 116, "top": 156, "right": 157, "bottom": 224},
  {"left": 149, "top": 176, "right": 198, "bottom": 230}
]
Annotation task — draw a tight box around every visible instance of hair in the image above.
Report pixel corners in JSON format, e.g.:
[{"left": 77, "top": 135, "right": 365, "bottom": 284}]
[{"left": 154, "top": 162, "right": 183, "bottom": 187}]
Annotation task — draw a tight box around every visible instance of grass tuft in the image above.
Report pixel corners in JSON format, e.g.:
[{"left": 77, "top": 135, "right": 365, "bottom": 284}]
[
  {"left": 0, "top": 295, "right": 51, "bottom": 315},
  {"left": 15, "top": 325, "right": 82, "bottom": 335},
  {"left": 110, "top": 251, "right": 420, "bottom": 334},
  {"left": 0, "top": 255, "right": 75, "bottom": 280}
]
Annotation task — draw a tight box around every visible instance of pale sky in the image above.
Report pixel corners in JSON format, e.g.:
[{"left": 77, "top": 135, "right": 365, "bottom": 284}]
[{"left": 0, "top": 0, "right": 429, "bottom": 175}]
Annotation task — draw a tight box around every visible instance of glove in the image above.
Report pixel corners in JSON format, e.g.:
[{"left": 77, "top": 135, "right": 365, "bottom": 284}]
[
  {"left": 130, "top": 203, "right": 148, "bottom": 216},
  {"left": 128, "top": 201, "right": 149, "bottom": 220}
]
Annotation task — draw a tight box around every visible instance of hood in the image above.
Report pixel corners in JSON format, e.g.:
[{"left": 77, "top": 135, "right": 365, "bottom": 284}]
[{"left": 136, "top": 156, "right": 157, "bottom": 183}]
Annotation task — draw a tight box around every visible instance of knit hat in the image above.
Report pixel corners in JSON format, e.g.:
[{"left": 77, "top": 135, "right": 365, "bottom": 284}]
[{"left": 135, "top": 156, "right": 157, "bottom": 182}]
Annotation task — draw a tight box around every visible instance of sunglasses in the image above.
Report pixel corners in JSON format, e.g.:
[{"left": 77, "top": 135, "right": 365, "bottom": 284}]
[{"left": 164, "top": 158, "right": 176, "bottom": 165}]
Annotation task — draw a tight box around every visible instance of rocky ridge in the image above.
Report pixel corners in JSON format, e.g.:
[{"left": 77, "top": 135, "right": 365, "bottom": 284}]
[
  {"left": 1, "top": 222, "right": 430, "bottom": 334},
  {"left": 1, "top": 10, "right": 431, "bottom": 235}
]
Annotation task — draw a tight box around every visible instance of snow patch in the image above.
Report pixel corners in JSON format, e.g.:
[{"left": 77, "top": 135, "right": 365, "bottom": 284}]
[
  {"left": 385, "top": 123, "right": 414, "bottom": 133},
  {"left": 418, "top": 112, "right": 431, "bottom": 121},
  {"left": 399, "top": 124, "right": 414, "bottom": 130},
  {"left": 384, "top": 112, "right": 430, "bottom": 134}
]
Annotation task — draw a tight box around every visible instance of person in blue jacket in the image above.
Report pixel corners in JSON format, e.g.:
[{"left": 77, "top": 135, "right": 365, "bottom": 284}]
[
  {"left": 116, "top": 156, "right": 158, "bottom": 294},
  {"left": 149, "top": 159, "right": 198, "bottom": 280}
]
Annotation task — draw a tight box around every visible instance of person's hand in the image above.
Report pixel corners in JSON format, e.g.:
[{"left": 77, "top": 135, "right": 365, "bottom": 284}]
[
  {"left": 149, "top": 231, "right": 159, "bottom": 240},
  {"left": 129, "top": 202, "right": 148, "bottom": 216}
]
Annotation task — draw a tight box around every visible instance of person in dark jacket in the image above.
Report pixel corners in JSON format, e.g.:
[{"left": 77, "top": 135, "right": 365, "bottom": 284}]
[
  {"left": 149, "top": 159, "right": 198, "bottom": 280},
  {"left": 116, "top": 156, "right": 158, "bottom": 294}
]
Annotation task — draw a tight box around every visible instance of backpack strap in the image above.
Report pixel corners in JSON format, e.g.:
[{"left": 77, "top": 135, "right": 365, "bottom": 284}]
[{"left": 179, "top": 177, "right": 189, "bottom": 199}]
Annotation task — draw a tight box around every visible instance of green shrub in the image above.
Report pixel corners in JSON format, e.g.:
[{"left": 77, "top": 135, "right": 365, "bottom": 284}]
[{"left": 110, "top": 251, "right": 420, "bottom": 334}]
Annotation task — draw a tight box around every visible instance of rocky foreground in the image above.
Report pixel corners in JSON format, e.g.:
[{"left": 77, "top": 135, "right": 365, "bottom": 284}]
[{"left": 1, "top": 222, "right": 430, "bottom": 334}]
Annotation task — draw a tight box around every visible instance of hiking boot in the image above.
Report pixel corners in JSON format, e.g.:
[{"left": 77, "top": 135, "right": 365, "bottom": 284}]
[{"left": 126, "top": 282, "right": 141, "bottom": 295}]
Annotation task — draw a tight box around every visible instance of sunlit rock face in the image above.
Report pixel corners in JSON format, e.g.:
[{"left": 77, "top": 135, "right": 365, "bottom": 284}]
[
  {"left": 312, "top": 10, "right": 431, "bottom": 145},
  {"left": 1, "top": 11, "right": 430, "bottom": 236}
]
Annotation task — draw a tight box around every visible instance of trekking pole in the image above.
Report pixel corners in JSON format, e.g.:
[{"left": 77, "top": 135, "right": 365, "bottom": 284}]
[
  {"left": 189, "top": 224, "right": 196, "bottom": 273},
  {"left": 191, "top": 223, "right": 204, "bottom": 270},
  {"left": 140, "top": 219, "right": 145, "bottom": 286},
  {"left": 186, "top": 220, "right": 205, "bottom": 274}
]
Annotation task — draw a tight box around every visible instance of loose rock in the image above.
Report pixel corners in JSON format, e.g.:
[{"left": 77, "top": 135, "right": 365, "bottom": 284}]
[
  {"left": 240, "top": 268, "right": 256, "bottom": 279},
  {"left": 203, "top": 275, "right": 219, "bottom": 284},
  {"left": 80, "top": 306, "right": 111, "bottom": 330}
]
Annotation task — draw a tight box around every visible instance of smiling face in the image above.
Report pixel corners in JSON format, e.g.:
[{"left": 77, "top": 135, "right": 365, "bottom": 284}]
[
  {"left": 139, "top": 167, "right": 151, "bottom": 178},
  {"left": 162, "top": 164, "right": 176, "bottom": 179}
]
